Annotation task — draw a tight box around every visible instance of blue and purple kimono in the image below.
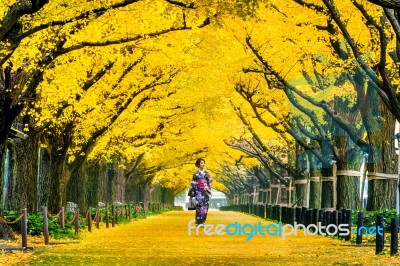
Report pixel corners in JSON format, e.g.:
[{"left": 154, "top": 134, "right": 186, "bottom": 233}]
[{"left": 188, "top": 170, "right": 212, "bottom": 224}]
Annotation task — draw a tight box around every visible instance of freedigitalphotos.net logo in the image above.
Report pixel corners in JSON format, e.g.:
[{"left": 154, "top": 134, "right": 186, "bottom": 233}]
[{"left": 188, "top": 220, "right": 383, "bottom": 241}]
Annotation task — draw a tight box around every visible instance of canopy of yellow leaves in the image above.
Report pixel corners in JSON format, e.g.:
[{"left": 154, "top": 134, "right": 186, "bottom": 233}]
[{"left": 2, "top": 0, "right": 389, "bottom": 194}]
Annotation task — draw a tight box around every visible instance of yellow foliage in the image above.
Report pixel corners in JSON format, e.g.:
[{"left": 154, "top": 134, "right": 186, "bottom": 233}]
[{"left": 3, "top": 0, "right": 390, "bottom": 194}]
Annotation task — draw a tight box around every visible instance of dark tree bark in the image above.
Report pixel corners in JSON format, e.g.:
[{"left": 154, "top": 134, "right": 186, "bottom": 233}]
[
  {"left": 295, "top": 144, "right": 308, "bottom": 207},
  {"left": 3, "top": 144, "right": 13, "bottom": 211},
  {"left": 9, "top": 135, "right": 38, "bottom": 212},
  {"left": 106, "top": 162, "right": 116, "bottom": 204},
  {"left": 366, "top": 101, "right": 397, "bottom": 210},
  {"left": 37, "top": 147, "right": 51, "bottom": 209},
  {"left": 309, "top": 151, "right": 321, "bottom": 209},
  {"left": 333, "top": 96, "right": 361, "bottom": 210},
  {"left": 161, "top": 187, "right": 175, "bottom": 205},
  {"left": 321, "top": 167, "right": 335, "bottom": 209},
  {"left": 47, "top": 149, "right": 68, "bottom": 213},
  {"left": 368, "top": 0, "right": 400, "bottom": 9},
  {"left": 66, "top": 163, "right": 87, "bottom": 211},
  {"left": 85, "top": 161, "right": 100, "bottom": 207}
]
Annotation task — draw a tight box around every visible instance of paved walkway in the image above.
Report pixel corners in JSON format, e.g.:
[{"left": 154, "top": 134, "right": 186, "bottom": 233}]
[{"left": 17, "top": 210, "right": 400, "bottom": 265}]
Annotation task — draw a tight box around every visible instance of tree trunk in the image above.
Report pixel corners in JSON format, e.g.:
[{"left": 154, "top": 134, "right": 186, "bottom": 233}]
[
  {"left": 295, "top": 143, "right": 308, "bottom": 207},
  {"left": 332, "top": 95, "right": 361, "bottom": 210},
  {"left": 37, "top": 147, "right": 51, "bottom": 209},
  {"left": 335, "top": 138, "right": 360, "bottom": 210},
  {"left": 116, "top": 164, "right": 125, "bottom": 202},
  {"left": 125, "top": 180, "right": 139, "bottom": 203},
  {"left": 85, "top": 161, "right": 100, "bottom": 207},
  {"left": 367, "top": 176, "right": 397, "bottom": 210},
  {"left": 336, "top": 175, "right": 359, "bottom": 210},
  {"left": 320, "top": 167, "right": 334, "bottom": 209},
  {"left": 160, "top": 187, "right": 175, "bottom": 205},
  {"left": 151, "top": 186, "right": 162, "bottom": 203},
  {"left": 9, "top": 136, "right": 38, "bottom": 212},
  {"left": 3, "top": 145, "right": 12, "bottom": 211},
  {"left": 295, "top": 183, "right": 307, "bottom": 207},
  {"left": 309, "top": 154, "right": 321, "bottom": 209},
  {"left": 97, "top": 161, "right": 107, "bottom": 203},
  {"left": 366, "top": 102, "right": 397, "bottom": 210},
  {"left": 0, "top": 143, "right": 6, "bottom": 212},
  {"left": 106, "top": 163, "right": 115, "bottom": 204},
  {"left": 66, "top": 165, "right": 87, "bottom": 211},
  {"left": 142, "top": 182, "right": 149, "bottom": 208},
  {"left": 47, "top": 153, "right": 68, "bottom": 213}
]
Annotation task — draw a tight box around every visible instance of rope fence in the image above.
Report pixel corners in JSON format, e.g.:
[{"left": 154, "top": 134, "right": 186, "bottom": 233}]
[
  {"left": 0, "top": 202, "right": 172, "bottom": 250},
  {"left": 0, "top": 214, "right": 25, "bottom": 225}
]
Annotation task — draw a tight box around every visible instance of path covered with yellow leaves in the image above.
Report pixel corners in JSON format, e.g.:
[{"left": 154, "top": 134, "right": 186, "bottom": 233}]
[{"left": 9, "top": 210, "right": 400, "bottom": 265}]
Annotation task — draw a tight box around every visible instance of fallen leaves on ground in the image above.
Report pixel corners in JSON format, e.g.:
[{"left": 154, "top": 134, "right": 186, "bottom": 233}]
[{"left": 2, "top": 210, "right": 400, "bottom": 265}]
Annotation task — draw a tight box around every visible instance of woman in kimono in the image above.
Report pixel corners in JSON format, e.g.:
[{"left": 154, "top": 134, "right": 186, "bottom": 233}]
[{"left": 188, "top": 158, "right": 212, "bottom": 225}]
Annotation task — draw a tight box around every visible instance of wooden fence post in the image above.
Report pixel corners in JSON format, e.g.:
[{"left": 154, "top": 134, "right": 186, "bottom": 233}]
[
  {"left": 60, "top": 207, "right": 65, "bottom": 229},
  {"left": 106, "top": 204, "right": 109, "bottom": 228},
  {"left": 112, "top": 205, "right": 115, "bottom": 227},
  {"left": 95, "top": 206, "right": 100, "bottom": 229},
  {"left": 42, "top": 207, "right": 49, "bottom": 245},
  {"left": 87, "top": 208, "right": 92, "bottom": 232},
  {"left": 115, "top": 206, "right": 119, "bottom": 225},
  {"left": 21, "top": 208, "right": 28, "bottom": 249},
  {"left": 128, "top": 204, "right": 131, "bottom": 220},
  {"left": 74, "top": 207, "right": 79, "bottom": 236}
]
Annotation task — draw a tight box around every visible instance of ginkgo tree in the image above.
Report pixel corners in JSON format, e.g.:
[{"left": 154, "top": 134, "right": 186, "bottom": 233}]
[
  {"left": 221, "top": 0, "right": 398, "bottom": 210},
  {"left": 1, "top": 0, "right": 270, "bottom": 212}
]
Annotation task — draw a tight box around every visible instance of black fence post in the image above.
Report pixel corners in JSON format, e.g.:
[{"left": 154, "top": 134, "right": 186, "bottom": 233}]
[
  {"left": 376, "top": 215, "right": 385, "bottom": 254},
  {"left": 390, "top": 218, "right": 399, "bottom": 256},
  {"left": 339, "top": 210, "right": 346, "bottom": 239},
  {"left": 271, "top": 205, "right": 275, "bottom": 220},
  {"left": 306, "top": 209, "right": 310, "bottom": 227},
  {"left": 301, "top": 207, "right": 307, "bottom": 225},
  {"left": 329, "top": 210, "right": 337, "bottom": 236},
  {"left": 267, "top": 205, "right": 271, "bottom": 219},
  {"left": 277, "top": 205, "right": 281, "bottom": 222},
  {"left": 344, "top": 209, "right": 352, "bottom": 241},
  {"left": 288, "top": 208, "right": 295, "bottom": 226},
  {"left": 282, "top": 206, "right": 287, "bottom": 223},
  {"left": 312, "top": 209, "right": 319, "bottom": 228},
  {"left": 356, "top": 212, "right": 364, "bottom": 245},
  {"left": 318, "top": 210, "right": 324, "bottom": 225},
  {"left": 295, "top": 207, "right": 302, "bottom": 224}
]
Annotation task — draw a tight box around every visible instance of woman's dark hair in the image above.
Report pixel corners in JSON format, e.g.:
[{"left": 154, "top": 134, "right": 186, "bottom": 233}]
[{"left": 195, "top": 158, "right": 205, "bottom": 167}]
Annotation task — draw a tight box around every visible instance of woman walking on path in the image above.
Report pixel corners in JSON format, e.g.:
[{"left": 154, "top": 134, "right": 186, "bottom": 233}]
[{"left": 188, "top": 158, "right": 212, "bottom": 225}]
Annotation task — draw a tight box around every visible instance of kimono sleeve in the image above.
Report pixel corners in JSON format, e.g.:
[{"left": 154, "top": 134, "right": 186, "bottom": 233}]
[{"left": 187, "top": 173, "right": 197, "bottom": 196}]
